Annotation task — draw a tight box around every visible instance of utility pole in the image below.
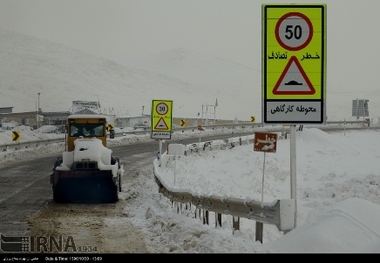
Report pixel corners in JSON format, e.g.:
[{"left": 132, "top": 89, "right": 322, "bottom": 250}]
[
  {"left": 141, "top": 106, "right": 145, "bottom": 124},
  {"left": 37, "top": 93, "right": 41, "bottom": 128}
]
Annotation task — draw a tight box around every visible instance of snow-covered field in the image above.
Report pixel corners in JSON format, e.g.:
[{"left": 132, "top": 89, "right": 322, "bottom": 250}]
[{"left": 2, "top": 125, "right": 380, "bottom": 252}]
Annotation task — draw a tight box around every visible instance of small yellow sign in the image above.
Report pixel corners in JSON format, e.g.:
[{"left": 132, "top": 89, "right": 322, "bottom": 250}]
[
  {"left": 12, "top": 131, "right": 20, "bottom": 141},
  {"left": 151, "top": 100, "right": 172, "bottom": 132}
]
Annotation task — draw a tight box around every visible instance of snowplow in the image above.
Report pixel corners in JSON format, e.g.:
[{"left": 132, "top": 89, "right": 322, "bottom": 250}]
[{"left": 50, "top": 114, "right": 123, "bottom": 203}]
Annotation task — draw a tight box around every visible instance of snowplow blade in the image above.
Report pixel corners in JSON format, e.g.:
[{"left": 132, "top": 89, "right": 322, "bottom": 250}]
[{"left": 51, "top": 170, "right": 120, "bottom": 203}]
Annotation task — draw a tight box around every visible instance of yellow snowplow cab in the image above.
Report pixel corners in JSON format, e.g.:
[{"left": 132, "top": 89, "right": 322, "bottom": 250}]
[{"left": 66, "top": 114, "right": 108, "bottom": 151}]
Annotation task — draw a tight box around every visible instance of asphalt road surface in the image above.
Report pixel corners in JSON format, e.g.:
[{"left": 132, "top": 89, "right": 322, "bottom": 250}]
[{"left": 0, "top": 132, "right": 246, "bottom": 253}]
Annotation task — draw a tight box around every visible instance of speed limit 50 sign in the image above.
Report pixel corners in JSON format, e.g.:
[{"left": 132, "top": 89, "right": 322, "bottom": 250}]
[
  {"left": 262, "top": 4, "right": 326, "bottom": 124},
  {"left": 151, "top": 99, "right": 173, "bottom": 139}
]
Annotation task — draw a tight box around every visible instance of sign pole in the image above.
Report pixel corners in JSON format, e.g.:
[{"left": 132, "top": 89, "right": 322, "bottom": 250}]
[
  {"left": 290, "top": 125, "right": 297, "bottom": 227},
  {"left": 254, "top": 132, "right": 278, "bottom": 203},
  {"left": 174, "top": 155, "right": 177, "bottom": 185},
  {"left": 159, "top": 139, "right": 162, "bottom": 167},
  {"left": 261, "top": 151, "right": 266, "bottom": 203}
]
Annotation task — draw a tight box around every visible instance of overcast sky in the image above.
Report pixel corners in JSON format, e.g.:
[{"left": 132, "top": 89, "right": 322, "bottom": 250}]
[
  {"left": 1, "top": 0, "right": 380, "bottom": 103},
  {"left": 1, "top": 0, "right": 377, "bottom": 71}
]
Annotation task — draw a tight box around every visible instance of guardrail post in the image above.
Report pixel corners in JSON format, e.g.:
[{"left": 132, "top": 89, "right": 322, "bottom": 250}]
[
  {"left": 255, "top": 222, "right": 263, "bottom": 243},
  {"left": 176, "top": 202, "right": 182, "bottom": 214},
  {"left": 195, "top": 208, "right": 201, "bottom": 220},
  {"left": 232, "top": 216, "right": 240, "bottom": 233},
  {"left": 215, "top": 213, "right": 222, "bottom": 228},
  {"left": 203, "top": 210, "right": 209, "bottom": 225}
]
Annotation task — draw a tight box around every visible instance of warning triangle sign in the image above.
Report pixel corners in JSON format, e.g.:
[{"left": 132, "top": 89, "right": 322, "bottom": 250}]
[
  {"left": 154, "top": 117, "right": 169, "bottom": 130},
  {"left": 272, "top": 56, "right": 315, "bottom": 95}
]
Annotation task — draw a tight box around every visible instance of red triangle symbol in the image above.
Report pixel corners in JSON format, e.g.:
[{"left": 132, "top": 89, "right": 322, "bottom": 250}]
[
  {"left": 154, "top": 117, "right": 169, "bottom": 130},
  {"left": 272, "top": 56, "right": 315, "bottom": 95}
]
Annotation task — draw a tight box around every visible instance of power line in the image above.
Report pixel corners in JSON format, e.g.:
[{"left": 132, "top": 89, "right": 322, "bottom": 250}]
[{"left": 328, "top": 91, "right": 380, "bottom": 94}]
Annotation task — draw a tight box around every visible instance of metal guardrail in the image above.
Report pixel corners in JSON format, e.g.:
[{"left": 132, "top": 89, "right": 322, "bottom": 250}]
[
  {"left": 153, "top": 135, "right": 296, "bottom": 232},
  {"left": 0, "top": 120, "right": 371, "bottom": 152},
  {"left": 0, "top": 138, "right": 66, "bottom": 152},
  {"left": 152, "top": 120, "right": 374, "bottom": 235},
  {"left": 154, "top": 165, "right": 295, "bottom": 231}
]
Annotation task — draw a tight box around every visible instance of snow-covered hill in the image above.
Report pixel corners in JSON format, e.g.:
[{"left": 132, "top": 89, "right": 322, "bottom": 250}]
[{"left": 0, "top": 29, "right": 258, "bottom": 121}]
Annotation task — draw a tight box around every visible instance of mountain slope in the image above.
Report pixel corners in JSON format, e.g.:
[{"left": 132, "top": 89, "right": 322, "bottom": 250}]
[{"left": 0, "top": 29, "right": 259, "bottom": 121}]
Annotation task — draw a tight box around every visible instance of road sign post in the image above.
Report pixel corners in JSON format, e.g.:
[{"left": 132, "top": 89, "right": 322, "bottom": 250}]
[{"left": 262, "top": 4, "right": 326, "bottom": 230}]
